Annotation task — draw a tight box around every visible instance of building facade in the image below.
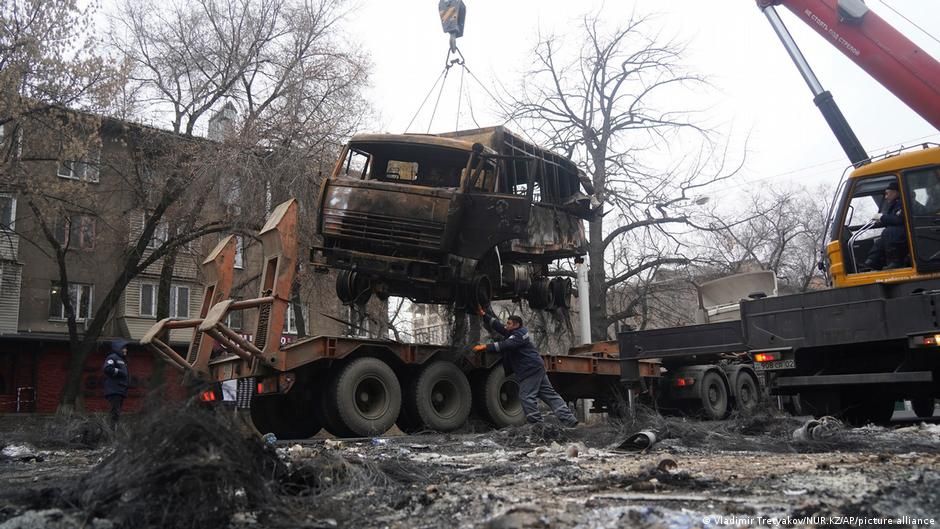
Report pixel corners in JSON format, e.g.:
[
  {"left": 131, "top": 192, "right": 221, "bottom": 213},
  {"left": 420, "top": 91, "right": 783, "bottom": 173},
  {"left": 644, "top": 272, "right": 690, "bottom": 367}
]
[{"left": 0, "top": 107, "right": 357, "bottom": 413}]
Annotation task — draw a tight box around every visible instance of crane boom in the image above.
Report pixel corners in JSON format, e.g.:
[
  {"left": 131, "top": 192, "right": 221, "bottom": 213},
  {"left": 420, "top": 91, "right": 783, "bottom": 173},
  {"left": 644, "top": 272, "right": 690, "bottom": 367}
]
[{"left": 759, "top": 0, "right": 940, "bottom": 131}]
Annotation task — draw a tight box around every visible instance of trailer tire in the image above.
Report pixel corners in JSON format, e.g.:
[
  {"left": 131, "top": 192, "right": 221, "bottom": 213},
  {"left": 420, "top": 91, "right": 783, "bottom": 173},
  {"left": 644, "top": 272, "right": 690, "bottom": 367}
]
[
  {"left": 912, "top": 398, "right": 936, "bottom": 419},
  {"left": 734, "top": 371, "right": 761, "bottom": 412},
  {"left": 698, "top": 371, "right": 729, "bottom": 420},
  {"left": 250, "top": 394, "right": 321, "bottom": 440},
  {"left": 403, "top": 361, "right": 472, "bottom": 432},
  {"left": 317, "top": 381, "right": 356, "bottom": 438},
  {"left": 331, "top": 357, "right": 401, "bottom": 437},
  {"left": 478, "top": 367, "right": 525, "bottom": 428}
]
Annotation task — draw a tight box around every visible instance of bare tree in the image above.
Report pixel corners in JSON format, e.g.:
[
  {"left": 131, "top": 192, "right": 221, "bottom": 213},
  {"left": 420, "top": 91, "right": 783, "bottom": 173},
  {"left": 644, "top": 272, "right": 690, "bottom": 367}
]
[
  {"left": 504, "top": 10, "right": 741, "bottom": 340},
  {"left": 701, "top": 184, "right": 830, "bottom": 293},
  {"left": 109, "top": 0, "right": 370, "bottom": 336}
]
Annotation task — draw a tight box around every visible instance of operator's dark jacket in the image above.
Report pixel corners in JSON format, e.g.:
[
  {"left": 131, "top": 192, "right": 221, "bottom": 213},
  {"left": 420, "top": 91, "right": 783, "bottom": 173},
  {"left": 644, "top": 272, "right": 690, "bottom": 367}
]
[
  {"left": 102, "top": 340, "right": 130, "bottom": 397},
  {"left": 482, "top": 313, "right": 544, "bottom": 380},
  {"left": 879, "top": 197, "right": 905, "bottom": 245}
]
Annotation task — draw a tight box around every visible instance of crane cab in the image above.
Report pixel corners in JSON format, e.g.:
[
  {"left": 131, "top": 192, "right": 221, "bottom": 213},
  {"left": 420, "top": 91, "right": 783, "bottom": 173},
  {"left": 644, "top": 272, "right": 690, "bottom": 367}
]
[{"left": 826, "top": 145, "right": 940, "bottom": 287}]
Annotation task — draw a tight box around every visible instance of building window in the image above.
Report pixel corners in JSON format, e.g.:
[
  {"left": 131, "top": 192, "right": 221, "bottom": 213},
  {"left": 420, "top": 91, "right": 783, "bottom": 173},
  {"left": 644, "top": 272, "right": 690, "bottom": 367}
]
[
  {"left": 49, "top": 282, "right": 93, "bottom": 321},
  {"left": 140, "top": 284, "right": 191, "bottom": 318},
  {"left": 54, "top": 214, "right": 96, "bottom": 250},
  {"left": 144, "top": 213, "right": 169, "bottom": 249},
  {"left": 57, "top": 149, "right": 100, "bottom": 183},
  {"left": 170, "top": 285, "right": 190, "bottom": 318},
  {"left": 234, "top": 236, "right": 244, "bottom": 269},
  {"left": 139, "top": 283, "right": 156, "bottom": 317},
  {"left": 226, "top": 309, "right": 243, "bottom": 330},
  {"left": 346, "top": 305, "right": 370, "bottom": 338},
  {"left": 284, "top": 302, "right": 298, "bottom": 334},
  {"left": 283, "top": 303, "right": 310, "bottom": 335},
  {"left": 0, "top": 194, "right": 15, "bottom": 231}
]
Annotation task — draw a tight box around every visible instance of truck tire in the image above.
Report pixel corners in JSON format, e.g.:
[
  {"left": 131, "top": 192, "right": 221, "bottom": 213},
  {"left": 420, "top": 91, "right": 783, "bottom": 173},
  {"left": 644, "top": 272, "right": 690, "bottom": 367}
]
[
  {"left": 330, "top": 357, "right": 401, "bottom": 437},
  {"left": 250, "top": 394, "right": 321, "bottom": 440},
  {"left": 734, "top": 371, "right": 761, "bottom": 412},
  {"left": 403, "top": 361, "right": 472, "bottom": 432},
  {"left": 316, "top": 381, "right": 356, "bottom": 438},
  {"left": 698, "top": 371, "right": 729, "bottom": 420},
  {"left": 912, "top": 398, "right": 937, "bottom": 419},
  {"left": 476, "top": 367, "right": 525, "bottom": 427}
]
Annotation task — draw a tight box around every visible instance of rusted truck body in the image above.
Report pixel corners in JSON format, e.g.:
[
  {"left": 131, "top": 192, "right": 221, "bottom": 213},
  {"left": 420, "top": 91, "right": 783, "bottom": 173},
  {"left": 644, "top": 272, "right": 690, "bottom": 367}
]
[{"left": 311, "top": 126, "right": 597, "bottom": 310}]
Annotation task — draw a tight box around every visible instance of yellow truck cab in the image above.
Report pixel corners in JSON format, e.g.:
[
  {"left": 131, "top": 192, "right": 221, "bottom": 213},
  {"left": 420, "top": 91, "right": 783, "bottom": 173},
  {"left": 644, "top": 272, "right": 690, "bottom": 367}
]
[{"left": 826, "top": 145, "right": 940, "bottom": 287}]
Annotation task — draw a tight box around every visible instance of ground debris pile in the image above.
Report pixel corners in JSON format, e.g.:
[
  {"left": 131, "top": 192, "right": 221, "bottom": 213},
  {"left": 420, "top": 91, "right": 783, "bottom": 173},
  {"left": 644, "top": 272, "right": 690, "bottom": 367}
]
[
  {"left": 71, "top": 406, "right": 284, "bottom": 529},
  {"left": 2, "top": 414, "right": 111, "bottom": 451},
  {"left": 618, "top": 402, "right": 858, "bottom": 453},
  {"left": 792, "top": 469, "right": 940, "bottom": 526}
]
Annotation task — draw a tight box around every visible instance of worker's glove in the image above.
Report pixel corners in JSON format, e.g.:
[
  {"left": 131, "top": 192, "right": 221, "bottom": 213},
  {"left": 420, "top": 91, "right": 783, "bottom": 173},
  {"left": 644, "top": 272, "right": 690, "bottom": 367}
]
[
  {"left": 471, "top": 344, "right": 486, "bottom": 352},
  {"left": 870, "top": 215, "right": 881, "bottom": 222}
]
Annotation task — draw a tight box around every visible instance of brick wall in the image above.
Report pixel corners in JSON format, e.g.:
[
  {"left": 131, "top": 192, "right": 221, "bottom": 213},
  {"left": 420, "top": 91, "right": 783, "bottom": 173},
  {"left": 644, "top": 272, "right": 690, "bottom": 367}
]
[{"left": 1, "top": 342, "right": 188, "bottom": 413}]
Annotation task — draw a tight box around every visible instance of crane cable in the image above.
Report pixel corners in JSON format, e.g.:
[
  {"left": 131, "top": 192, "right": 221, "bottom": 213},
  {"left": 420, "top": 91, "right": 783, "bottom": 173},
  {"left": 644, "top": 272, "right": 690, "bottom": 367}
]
[
  {"left": 878, "top": 1, "right": 940, "bottom": 47},
  {"left": 405, "top": 45, "right": 466, "bottom": 133}
]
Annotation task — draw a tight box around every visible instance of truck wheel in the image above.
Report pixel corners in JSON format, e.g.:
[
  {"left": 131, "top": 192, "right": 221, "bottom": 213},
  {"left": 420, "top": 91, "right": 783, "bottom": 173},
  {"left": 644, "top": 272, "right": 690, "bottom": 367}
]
[
  {"left": 912, "top": 398, "right": 937, "bottom": 419},
  {"left": 478, "top": 367, "right": 525, "bottom": 427},
  {"left": 250, "top": 394, "right": 321, "bottom": 439},
  {"left": 734, "top": 371, "right": 761, "bottom": 412},
  {"left": 403, "top": 361, "right": 472, "bottom": 432},
  {"left": 550, "top": 277, "right": 573, "bottom": 309},
  {"left": 336, "top": 271, "right": 372, "bottom": 305},
  {"left": 525, "top": 278, "right": 554, "bottom": 310},
  {"left": 698, "top": 371, "right": 729, "bottom": 420},
  {"left": 330, "top": 357, "right": 401, "bottom": 437},
  {"left": 316, "top": 381, "right": 356, "bottom": 438}
]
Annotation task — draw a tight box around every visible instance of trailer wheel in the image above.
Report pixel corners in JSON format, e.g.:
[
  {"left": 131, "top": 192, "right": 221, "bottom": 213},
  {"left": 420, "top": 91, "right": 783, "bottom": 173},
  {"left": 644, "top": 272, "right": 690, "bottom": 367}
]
[
  {"left": 403, "top": 361, "right": 472, "bottom": 432},
  {"left": 250, "top": 394, "right": 321, "bottom": 440},
  {"left": 330, "top": 357, "right": 401, "bottom": 437},
  {"left": 698, "top": 371, "right": 729, "bottom": 420},
  {"left": 316, "top": 381, "right": 356, "bottom": 438},
  {"left": 734, "top": 371, "right": 761, "bottom": 412},
  {"left": 477, "top": 367, "right": 525, "bottom": 427},
  {"left": 912, "top": 398, "right": 936, "bottom": 419}
]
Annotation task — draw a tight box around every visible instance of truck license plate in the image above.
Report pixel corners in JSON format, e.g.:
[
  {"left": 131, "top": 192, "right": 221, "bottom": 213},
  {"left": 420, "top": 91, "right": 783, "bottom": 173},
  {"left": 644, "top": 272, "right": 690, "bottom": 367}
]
[{"left": 753, "top": 359, "right": 795, "bottom": 371}]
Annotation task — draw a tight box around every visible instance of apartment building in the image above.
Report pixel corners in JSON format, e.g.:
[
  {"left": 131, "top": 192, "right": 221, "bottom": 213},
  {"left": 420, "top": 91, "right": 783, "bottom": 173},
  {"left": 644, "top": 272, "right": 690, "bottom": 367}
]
[{"left": 0, "top": 107, "right": 354, "bottom": 413}]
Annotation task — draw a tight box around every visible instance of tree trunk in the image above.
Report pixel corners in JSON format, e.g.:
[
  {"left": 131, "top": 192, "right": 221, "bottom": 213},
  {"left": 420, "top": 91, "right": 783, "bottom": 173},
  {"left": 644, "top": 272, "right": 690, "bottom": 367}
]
[
  {"left": 588, "top": 216, "right": 608, "bottom": 341},
  {"left": 154, "top": 247, "right": 179, "bottom": 393},
  {"left": 290, "top": 278, "right": 307, "bottom": 337}
]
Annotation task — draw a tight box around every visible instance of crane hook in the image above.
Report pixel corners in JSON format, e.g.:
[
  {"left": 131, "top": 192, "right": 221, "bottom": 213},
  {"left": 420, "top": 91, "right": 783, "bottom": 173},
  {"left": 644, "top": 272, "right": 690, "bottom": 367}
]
[{"left": 439, "top": 0, "right": 466, "bottom": 53}]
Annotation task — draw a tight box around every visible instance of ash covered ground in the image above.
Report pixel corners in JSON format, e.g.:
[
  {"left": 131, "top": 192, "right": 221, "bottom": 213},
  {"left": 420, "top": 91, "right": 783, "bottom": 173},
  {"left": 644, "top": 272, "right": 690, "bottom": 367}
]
[{"left": 1, "top": 405, "right": 939, "bottom": 529}]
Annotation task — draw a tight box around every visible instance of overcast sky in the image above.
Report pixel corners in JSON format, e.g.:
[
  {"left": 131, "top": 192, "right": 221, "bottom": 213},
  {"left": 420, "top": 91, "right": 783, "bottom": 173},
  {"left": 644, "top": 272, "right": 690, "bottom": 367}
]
[{"left": 347, "top": 0, "right": 940, "bottom": 195}]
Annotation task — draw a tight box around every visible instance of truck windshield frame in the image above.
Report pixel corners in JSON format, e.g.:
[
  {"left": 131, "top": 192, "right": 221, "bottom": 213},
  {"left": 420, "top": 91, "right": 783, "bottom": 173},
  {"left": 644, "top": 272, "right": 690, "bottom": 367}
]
[{"left": 336, "top": 141, "right": 498, "bottom": 192}]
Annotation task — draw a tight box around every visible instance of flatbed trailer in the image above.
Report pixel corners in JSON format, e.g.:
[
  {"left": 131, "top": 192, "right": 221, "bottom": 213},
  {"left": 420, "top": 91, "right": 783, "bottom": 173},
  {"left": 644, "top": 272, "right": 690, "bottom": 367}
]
[
  {"left": 143, "top": 200, "right": 642, "bottom": 439},
  {"left": 619, "top": 279, "right": 940, "bottom": 424}
]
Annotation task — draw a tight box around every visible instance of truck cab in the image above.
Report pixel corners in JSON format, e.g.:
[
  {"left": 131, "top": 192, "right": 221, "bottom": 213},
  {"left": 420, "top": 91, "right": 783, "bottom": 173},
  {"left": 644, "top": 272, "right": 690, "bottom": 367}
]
[
  {"left": 826, "top": 145, "right": 940, "bottom": 287},
  {"left": 312, "top": 126, "right": 596, "bottom": 310}
]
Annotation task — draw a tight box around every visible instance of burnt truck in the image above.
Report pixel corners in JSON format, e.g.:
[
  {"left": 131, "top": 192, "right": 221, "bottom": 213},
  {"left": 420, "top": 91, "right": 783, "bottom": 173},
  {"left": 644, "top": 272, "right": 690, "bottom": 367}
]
[
  {"left": 143, "top": 200, "right": 629, "bottom": 439},
  {"left": 311, "top": 126, "right": 598, "bottom": 311}
]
